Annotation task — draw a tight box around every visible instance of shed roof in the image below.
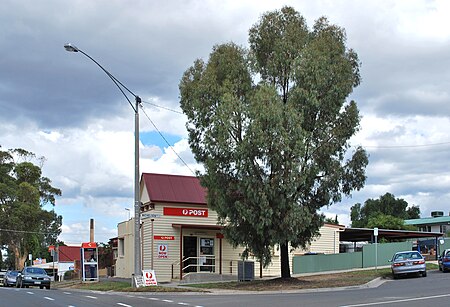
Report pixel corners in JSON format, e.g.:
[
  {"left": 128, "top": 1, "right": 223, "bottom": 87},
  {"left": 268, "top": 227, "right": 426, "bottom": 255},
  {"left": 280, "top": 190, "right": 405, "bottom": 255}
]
[
  {"left": 404, "top": 216, "right": 450, "bottom": 226},
  {"left": 58, "top": 246, "right": 81, "bottom": 262},
  {"left": 142, "top": 173, "right": 207, "bottom": 205}
]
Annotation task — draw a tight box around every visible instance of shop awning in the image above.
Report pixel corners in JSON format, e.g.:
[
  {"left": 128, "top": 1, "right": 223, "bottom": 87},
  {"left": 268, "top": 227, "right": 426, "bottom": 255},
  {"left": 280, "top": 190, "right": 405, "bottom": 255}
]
[{"left": 172, "top": 223, "right": 223, "bottom": 230}]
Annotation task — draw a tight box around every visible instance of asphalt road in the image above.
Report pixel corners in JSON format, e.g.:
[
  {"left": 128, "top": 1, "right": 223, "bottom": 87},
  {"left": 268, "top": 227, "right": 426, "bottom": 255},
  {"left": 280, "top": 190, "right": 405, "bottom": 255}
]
[{"left": 1, "top": 270, "right": 450, "bottom": 307}]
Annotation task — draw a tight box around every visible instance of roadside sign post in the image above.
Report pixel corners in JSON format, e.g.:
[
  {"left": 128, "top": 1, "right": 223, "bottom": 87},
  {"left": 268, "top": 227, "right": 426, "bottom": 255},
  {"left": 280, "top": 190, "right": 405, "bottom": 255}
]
[
  {"left": 141, "top": 213, "right": 161, "bottom": 270},
  {"left": 374, "top": 227, "right": 378, "bottom": 271}
]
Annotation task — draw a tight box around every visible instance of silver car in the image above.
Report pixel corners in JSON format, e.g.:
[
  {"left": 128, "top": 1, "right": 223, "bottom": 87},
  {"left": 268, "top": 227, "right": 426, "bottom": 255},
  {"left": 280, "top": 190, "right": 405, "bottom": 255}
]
[
  {"left": 390, "top": 251, "right": 426, "bottom": 279},
  {"left": 3, "top": 270, "right": 19, "bottom": 287}
]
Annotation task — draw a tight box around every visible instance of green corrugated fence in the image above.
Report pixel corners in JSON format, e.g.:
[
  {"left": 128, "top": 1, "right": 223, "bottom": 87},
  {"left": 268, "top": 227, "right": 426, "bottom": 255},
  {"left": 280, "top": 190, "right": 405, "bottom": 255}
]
[{"left": 292, "top": 241, "right": 413, "bottom": 274}]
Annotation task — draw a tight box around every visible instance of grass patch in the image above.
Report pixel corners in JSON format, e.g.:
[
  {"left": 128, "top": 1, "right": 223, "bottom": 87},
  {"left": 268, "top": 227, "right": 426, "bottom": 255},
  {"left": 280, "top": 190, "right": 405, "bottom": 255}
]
[{"left": 185, "top": 268, "right": 391, "bottom": 291}]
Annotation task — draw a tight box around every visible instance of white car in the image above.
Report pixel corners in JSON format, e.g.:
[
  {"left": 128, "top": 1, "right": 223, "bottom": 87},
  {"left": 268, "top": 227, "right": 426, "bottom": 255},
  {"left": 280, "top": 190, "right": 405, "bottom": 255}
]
[{"left": 390, "top": 251, "right": 426, "bottom": 279}]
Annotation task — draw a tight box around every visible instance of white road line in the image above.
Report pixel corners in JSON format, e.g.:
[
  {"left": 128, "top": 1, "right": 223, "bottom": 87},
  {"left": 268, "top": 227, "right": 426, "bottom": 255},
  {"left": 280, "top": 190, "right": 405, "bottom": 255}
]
[
  {"left": 339, "top": 293, "right": 450, "bottom": 307},
  {"left": 44, "top": 297, "right": 55, "bottom": 301},
  {"left": 63, "top": 291, "right": 71, "bottom": 294},
  {"left": 85, "top": 295, "right": 98, "bottom": 299},
  {"left": 162, "top": 299, "right": 174, "bottom": 303},
  {"left": 117, "top": 303, "right": 132, "bottom": 307},
  {"left": 149, "top": 297, "right": 160, "bottom": 301},
  {"left": 178, "top": 303, "right": 190, "bottom": 306},
  {"left": 26, "top": 291, "right": 34, "bottom": 295}
]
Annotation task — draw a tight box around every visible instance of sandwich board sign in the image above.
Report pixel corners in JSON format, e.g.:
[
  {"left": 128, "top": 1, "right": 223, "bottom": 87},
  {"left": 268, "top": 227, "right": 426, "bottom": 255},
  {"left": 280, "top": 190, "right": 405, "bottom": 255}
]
[{"left": 142, "top": 269, "right": 158, "bottom": 286}]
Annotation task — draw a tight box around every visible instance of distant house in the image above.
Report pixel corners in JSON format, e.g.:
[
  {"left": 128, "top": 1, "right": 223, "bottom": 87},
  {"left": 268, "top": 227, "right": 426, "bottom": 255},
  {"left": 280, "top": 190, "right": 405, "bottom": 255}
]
[{"left": 405, "top": 211, "right": 450, "bottom": 235}]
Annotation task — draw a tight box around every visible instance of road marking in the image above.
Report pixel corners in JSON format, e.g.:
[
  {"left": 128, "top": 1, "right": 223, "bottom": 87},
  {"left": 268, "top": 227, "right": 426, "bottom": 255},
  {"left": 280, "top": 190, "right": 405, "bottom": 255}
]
[
  {"left": 63, "top": 291, "right": 71, "bottom": 294},
  {"left": 117, "top": 303, "right": 132, "bottom": 307},
  {"left": 44, "top": 297, "right": 55, "bottom": 301},
  {"left": 162, "top": 299, "right": 174, "bottom": 303},
  {"left": 149, "top": 297, "right": 160, "bottom": 301},
  {"left": 339, "top": 293, "right": 450, "bottom": 306},
  {"left": 85, "top": 295, "right": 98, "bottom": 299},
  {"left": 178, "top": 303, "right": 190, "bottom": 306},
  {"left": 26, "top": 291, "right": 34, "bottom": 295}
]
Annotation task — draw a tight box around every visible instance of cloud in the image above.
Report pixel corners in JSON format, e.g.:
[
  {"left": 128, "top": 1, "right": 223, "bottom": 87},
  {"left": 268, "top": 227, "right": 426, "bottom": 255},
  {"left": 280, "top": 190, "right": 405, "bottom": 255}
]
[{"left": 2, "top": 0, "right": 450, "bottom": 239}]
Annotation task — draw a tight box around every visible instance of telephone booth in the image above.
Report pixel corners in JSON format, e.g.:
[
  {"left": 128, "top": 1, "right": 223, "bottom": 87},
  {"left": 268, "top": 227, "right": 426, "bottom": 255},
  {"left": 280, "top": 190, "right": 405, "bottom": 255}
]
[{"left": 81, "top": 242, "right": 98, "bottom": 282}]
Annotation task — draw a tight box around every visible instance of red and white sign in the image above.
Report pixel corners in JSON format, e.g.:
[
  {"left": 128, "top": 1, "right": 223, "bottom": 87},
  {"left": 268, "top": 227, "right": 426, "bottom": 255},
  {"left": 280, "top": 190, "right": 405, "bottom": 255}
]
[
  {"left": 154, "top": 235, "right": 175, "bottom": 240},
  {"left": 81, "top": 242, "right": 97, "bottom": 248},
  {"left": 158, "top": 244, "right": 168, "bottom": 258},
  {"left": 163, "top": 207, "right": 208, "bottom": 217},
  {"left": 48, "top": 245, "right": 55, "bottom": 252},
  {"left": 142, "top": 269, "right": 158, "bottom": 286}
]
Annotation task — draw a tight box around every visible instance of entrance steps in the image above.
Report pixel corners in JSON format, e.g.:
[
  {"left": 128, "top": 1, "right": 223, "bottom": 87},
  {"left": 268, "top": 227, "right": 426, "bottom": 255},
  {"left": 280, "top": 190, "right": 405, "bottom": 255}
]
[{"left": 179, "top": 273, "right": 236, "bottom": 284}]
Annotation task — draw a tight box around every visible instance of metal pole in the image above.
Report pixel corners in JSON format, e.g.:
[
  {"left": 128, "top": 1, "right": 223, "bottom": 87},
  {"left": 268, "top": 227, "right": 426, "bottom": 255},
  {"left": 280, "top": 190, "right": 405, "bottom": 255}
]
[
  {"left": 151, "top": 219, "right": 154, "bottom": 270},
  {"left": 375, "top": 235, "right": 378, "bottom": 271},
  {"left": 134, "top": 96, "right": 141, "bottom": 285}
]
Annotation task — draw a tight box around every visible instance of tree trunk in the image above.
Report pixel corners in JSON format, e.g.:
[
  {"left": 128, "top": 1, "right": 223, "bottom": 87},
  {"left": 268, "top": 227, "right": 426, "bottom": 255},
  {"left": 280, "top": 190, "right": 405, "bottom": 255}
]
[
  {"left": 11, "top": 244, "right": 27, "bottom": 270},
  {"left": 280, "top": 241, "right": 291, "bottom": 278}
]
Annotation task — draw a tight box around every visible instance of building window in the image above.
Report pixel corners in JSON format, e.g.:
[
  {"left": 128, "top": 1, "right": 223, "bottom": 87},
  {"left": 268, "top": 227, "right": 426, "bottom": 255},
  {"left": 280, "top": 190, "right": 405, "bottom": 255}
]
[{"left": 118, "top": 238, "right": 125, "bottom": 257}]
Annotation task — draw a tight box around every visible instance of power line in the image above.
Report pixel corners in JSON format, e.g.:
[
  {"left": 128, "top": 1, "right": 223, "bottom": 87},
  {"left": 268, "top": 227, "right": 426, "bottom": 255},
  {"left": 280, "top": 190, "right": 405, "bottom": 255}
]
[
  {"left": 363, "top": 141, "right": 450, "bottom": 149},
  {"left": 141, "top": 100, "right": 185, "bottom": 115},
  {"left": 139, "top": 105, "right": 196, "bottom": 176},
  {"left": 0, "top": 228, "right": 58, "bottom": 235}
]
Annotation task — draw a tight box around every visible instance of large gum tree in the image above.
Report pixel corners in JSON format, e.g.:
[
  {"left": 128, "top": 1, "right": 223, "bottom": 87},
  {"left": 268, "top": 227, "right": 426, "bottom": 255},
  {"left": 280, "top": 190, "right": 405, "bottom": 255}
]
[
  {"left": 0, "top": 147, "right": 62, "bottom": 270},
  {"left": 179, "top": 6, "right": 368, "bottom": 278}
]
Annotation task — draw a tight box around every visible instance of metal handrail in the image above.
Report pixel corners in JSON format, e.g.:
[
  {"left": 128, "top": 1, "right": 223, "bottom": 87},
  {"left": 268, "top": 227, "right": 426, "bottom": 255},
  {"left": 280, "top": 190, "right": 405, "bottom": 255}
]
[{"left": 171, "top": 257, "right": 249, "bottom": 280}]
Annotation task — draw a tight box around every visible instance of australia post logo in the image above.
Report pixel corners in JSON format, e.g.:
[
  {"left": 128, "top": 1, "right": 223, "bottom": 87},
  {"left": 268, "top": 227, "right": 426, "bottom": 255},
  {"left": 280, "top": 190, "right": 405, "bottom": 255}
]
[{"left": 163, "top": 207, "right": 208, "bottom": 217}]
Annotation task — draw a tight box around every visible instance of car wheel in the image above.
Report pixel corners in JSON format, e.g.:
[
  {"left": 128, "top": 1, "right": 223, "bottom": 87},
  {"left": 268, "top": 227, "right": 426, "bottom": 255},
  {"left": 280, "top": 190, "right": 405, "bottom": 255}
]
[
  {"left": 46, "top": 285, "right": 50, "bottom": 290},
  {"left": 422, "top": 271, "right": 427, "bottom": 277},
  {"left": 439, "top": 265, "right": 442, "bottom": 271},
  {"left": 39, "top": 286, "right": 43, "bottom": 289},
  {"left": 393, "top": 274, "right": 398, "bottom": 279}
]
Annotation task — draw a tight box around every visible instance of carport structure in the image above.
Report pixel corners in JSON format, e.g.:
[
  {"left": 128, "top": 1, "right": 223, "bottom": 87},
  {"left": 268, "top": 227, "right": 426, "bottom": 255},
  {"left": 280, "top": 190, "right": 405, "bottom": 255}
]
[
  {"left": 340, "top": 227, "right": 443, "bottom": 242},
  {"left": 340, "top": 227, "right": 444, "bottom": 259}
]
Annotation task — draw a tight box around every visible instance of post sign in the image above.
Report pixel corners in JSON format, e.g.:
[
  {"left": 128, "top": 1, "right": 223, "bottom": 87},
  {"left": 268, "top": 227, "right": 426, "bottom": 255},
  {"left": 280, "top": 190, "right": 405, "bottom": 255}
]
[
  {"left": 142, "top": 270, "right": 158, "bottom": 286},
  {"left": 154, "top": 236, "right": 175, "bottom": 240},
  {"left": 158, "top": 244, "right": 168, "bottom": 258},
  {"left": 163, "top": 207, "right": 208, "bottom": 217}
]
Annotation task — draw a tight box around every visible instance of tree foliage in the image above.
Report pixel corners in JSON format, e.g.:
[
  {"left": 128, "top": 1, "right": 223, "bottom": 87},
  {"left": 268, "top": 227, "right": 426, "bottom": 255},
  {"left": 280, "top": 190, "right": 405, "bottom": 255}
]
[
  {"left": 350, "top": 192, "right": 420, "bottom": 229},
  {"left": 0, "top": 147, "right": 62, "bottom": 269},
  {"left": 179, "top": 6, "right": 368, "bottom": 278}
]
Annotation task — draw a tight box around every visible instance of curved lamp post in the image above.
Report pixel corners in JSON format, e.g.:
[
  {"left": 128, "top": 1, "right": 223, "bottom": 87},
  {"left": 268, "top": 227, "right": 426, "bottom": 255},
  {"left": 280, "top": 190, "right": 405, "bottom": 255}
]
[{"left": 64, "top": 43, "right": 141, "bottom": 286}]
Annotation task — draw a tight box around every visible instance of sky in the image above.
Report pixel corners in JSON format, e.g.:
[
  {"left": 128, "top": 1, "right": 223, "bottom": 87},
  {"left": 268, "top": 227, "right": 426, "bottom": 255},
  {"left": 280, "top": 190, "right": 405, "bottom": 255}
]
[{"left": 1, "top": 0, "right": 450, "bottom": 244}]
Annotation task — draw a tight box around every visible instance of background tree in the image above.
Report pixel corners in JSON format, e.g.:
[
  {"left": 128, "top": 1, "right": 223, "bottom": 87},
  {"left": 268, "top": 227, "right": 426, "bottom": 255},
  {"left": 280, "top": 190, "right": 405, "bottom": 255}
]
[
  {"left": 0, "top": 147, "right": 62, "bottom": 269},
  {"left": 180, "top": 6, "right": 368, "bottom": 278},
  {"left": 324, "top": 215, "right": 339, "bottom": 225},
  {"left": 350, "top": 192, "right": 420, "bottom": 229}
]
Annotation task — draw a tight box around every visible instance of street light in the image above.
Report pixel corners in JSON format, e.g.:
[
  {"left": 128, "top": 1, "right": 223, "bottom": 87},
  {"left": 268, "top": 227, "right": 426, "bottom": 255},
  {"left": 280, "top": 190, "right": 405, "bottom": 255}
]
[
  {"left": 64, "top": 43, "right": 142, "bottom": 287},
  {"left": 125, "top": 208, "right": 131, "bottom": 220}
]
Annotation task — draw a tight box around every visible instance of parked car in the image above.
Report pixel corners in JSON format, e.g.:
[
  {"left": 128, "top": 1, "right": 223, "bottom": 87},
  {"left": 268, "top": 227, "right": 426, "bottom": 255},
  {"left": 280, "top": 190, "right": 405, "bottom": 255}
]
[
  {"left": 390, "top": 251, "right": 426, "bottom": 279},
  {"left": 438, "top": 249, "right": 450, "bottom": 272},
  {"left": 16, "top": 267, "right": 51, "bottom": 289},
  {"left": 3, "top": 270, "right": 19, "bottom": 287}
]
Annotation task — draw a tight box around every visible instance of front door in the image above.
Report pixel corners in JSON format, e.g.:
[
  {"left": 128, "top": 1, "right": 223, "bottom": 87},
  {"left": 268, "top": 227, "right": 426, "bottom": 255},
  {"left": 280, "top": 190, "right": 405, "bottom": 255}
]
[{"left": 183, "top": 236, "right": 197, "bottom": 273}]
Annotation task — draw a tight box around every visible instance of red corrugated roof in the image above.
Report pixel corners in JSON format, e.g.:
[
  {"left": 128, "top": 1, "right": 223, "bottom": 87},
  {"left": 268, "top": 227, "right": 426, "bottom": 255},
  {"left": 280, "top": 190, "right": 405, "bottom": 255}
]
[
  {"left": 58, "top": 246, "right": 81, "bottom": 262},
  {"left": 142, "top": 173, "right": 207, "bottom": 205}
]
